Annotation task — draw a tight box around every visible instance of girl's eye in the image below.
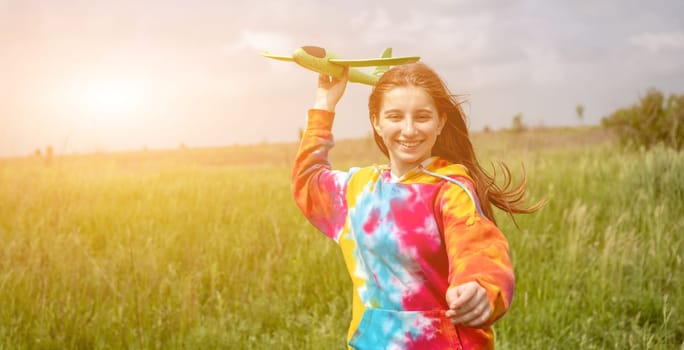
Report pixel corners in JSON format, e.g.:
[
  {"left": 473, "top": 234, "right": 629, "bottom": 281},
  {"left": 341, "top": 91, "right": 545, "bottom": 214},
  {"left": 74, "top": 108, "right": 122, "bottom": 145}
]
[
  {"left": 386, "top": 114, "right": 401, "bottom": 120},
  {"left": 417, "top": 115, "right": 432, "bottom": 121}
]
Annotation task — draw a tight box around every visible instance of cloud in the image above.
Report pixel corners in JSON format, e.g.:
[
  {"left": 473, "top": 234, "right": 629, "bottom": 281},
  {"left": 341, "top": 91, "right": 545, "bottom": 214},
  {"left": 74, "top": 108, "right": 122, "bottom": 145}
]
[
  {"left": 524, "top": 47, "right": 567, "bottom": 86},
  {"left": 629, "top": 31, "right": 684, "bottom": 52},
  {"left": 223, "top": 30, "right": 295, "bottom": 55},
  {"left": 350, "top": 6, "right": 392, "bottom": 32}
]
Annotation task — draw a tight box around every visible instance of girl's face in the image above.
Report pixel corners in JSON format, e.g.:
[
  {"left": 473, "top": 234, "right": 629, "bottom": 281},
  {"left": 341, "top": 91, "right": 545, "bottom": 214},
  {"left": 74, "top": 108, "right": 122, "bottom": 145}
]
[{"left": 373, "top": 85, "right": 446, "bottom": 177}]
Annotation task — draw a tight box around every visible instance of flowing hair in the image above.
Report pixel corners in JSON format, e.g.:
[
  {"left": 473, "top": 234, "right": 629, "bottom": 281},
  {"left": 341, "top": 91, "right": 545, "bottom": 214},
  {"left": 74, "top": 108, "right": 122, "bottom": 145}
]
[{"left": 368, "top": 63, "right": 543, "bottom": 225}]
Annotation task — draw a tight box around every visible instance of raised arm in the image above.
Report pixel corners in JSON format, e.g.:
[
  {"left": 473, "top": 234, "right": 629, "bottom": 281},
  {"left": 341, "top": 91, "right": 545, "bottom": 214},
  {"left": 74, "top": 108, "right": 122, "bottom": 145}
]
[
  {"left": 313, "top": 68, "right": 348, "bottom": 113},
  {"left": 291, "top": 70, "right": 351, "bottom": 241}
]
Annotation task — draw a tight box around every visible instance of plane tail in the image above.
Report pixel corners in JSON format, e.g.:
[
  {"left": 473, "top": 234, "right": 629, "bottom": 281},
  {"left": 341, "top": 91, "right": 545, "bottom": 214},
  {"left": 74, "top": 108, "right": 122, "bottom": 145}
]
[{"left": 372, "top": 48, "right": 392, "bottom": 77}]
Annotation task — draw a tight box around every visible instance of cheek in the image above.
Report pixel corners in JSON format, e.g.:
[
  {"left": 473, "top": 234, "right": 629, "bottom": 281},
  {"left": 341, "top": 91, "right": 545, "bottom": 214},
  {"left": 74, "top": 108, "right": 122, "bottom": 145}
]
[
  {"left": 376, "top": 122, "right": 392, "bottom": 136},
  {"left": 421, "top": 125, "right": 440, "bottom": 138}
]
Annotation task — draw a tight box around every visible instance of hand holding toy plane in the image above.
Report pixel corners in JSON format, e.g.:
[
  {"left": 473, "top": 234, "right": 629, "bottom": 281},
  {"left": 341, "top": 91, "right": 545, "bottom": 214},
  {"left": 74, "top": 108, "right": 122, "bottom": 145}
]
[{"left": 261, "top": 46, "right": 420, "bottom": 85}]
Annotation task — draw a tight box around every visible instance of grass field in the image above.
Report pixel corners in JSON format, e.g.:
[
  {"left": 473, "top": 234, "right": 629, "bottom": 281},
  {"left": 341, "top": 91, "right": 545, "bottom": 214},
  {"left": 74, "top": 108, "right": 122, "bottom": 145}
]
[{"left": 0, "top": 127, "right": 682, "bottom": 349}]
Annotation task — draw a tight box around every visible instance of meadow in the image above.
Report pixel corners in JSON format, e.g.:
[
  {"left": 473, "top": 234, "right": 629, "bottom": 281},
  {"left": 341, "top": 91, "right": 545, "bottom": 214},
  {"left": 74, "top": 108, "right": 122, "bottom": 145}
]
[{"left": 0, "top": 127, "right": 682, "bottom": 349}]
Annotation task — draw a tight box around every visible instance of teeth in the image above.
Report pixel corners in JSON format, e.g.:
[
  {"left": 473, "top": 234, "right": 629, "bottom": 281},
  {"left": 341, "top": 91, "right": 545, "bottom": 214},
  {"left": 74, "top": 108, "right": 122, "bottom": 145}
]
[{"left": 399, "top": 141, "right": 421, "bottom": 147}]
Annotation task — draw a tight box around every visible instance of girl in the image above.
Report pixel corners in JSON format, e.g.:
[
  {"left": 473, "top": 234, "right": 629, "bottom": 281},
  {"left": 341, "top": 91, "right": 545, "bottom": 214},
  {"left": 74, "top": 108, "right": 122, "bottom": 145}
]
[{"left": 292, "top": 63, "right": 540, "bottom": 349}]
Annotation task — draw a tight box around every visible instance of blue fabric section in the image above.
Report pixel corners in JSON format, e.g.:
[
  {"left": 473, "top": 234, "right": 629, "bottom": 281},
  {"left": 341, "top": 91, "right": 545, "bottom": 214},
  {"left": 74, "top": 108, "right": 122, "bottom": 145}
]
[
  {"left": 349, "top": 177, "right": 409, "bottom": 309},
  {"left": 348, "top": 309, "right": 458, "bottom": 349}
]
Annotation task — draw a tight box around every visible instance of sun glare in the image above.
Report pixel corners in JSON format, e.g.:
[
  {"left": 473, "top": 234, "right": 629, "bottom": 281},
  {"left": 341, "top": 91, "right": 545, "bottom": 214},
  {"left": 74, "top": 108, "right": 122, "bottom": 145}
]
[
  {"left": 62, "top": 78, "right": 149, "bottom": 123},
  {"left": 80, "top": 80, "right": 144, "bottom": 117}
]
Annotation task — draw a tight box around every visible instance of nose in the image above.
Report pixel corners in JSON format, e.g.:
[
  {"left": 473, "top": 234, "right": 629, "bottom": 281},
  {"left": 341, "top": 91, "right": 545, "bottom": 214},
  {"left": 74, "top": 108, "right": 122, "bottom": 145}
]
[{"left": 402, "top": 119, "right": 418, "bottom": 136}]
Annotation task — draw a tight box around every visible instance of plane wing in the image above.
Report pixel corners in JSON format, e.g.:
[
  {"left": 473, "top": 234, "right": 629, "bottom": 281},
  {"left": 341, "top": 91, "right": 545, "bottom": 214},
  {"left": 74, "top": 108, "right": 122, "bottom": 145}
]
[
  {"left": 260, "top": 51, "right": 294, "bottom": 61},
  {"left": 262, "top": 51, "right": 419, "bottom": 66},
  {"left": 328, "top": 56, "right": 420, "bottom": 67}
]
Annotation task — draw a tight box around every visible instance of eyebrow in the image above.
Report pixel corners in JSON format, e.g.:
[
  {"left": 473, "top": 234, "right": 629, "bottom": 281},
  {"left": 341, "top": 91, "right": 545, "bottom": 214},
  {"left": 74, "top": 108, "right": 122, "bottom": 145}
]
[{"left": 383, "top": 107, "right": 434, "bottom": 114}]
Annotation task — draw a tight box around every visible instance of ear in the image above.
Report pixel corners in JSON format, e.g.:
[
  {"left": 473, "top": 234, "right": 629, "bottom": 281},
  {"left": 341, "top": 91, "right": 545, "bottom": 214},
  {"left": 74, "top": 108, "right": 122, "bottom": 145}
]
[
  {"left": 371, "top": 114, "right": 382, "bottom": 134},
  {"left": 437, "top": 112, "right": 447, "bottom": 135}
]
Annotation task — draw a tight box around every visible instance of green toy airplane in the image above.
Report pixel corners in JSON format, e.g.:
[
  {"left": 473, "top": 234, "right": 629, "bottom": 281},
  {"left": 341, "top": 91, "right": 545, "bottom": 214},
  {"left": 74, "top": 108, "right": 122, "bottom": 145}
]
[{"left": 261, "top": 46, "right": 420, "bottom": 85}]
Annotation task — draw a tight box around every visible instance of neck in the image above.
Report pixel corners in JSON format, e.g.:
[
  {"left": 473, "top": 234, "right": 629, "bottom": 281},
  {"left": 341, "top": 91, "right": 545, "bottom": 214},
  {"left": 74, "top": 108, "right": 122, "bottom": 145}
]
[
  {"left": 391, "top": 167, "right": 412, "bottom": 179},
  {"left": 390, "top": 157, "right": 435, "bottom": 178}
]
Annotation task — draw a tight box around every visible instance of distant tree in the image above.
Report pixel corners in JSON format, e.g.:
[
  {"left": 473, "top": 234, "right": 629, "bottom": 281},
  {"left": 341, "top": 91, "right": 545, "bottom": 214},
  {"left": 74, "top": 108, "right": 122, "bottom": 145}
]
[
  {"left": 602, "top": 88, "right": 684, "bottom": 151},
  {"left": 483, "top": 125, "right": 492, "bottom": 133},
  {"left": 34, "top": 148, "right": 42, "bottom": 157},
  {"left": 576, "top": 104, "right": 585, "bottom": 124},
  {"left": 45, "top": 145, "right": 54, "bottom": 165},
  {"left": 511, "top": 113, "right": 526, "bottom": 133}
]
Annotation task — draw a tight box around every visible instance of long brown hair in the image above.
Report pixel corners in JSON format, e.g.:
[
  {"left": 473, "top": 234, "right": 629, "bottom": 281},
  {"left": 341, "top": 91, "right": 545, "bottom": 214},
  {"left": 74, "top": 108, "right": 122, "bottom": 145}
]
[{"left": 368, "top": 63, "right": 543, "bottom": 225}]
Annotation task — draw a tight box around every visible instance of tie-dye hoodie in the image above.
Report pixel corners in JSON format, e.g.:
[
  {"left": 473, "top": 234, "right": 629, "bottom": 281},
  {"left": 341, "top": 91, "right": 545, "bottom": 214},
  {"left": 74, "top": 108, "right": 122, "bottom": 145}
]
[{"left": 292, "top": 109, "right": 514, "bottom": 350}]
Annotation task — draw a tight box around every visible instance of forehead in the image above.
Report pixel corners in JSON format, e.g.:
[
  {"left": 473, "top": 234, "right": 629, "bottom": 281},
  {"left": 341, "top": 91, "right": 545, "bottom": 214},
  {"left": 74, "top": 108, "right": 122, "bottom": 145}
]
[{"left": 380, "top": 85, "right": 436, "bottom": 111}]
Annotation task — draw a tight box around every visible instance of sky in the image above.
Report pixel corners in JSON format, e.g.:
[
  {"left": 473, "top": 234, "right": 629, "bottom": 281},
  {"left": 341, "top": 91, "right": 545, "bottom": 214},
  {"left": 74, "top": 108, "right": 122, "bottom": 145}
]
[{"left": 1, "top": 0, "right": 683, "bottom": 157}]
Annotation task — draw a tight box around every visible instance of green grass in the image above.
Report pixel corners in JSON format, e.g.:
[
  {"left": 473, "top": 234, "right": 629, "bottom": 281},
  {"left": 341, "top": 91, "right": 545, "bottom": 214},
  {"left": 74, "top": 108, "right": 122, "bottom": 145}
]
[{"left": 0, "top": 129, "right": 682, "bottom": 349}]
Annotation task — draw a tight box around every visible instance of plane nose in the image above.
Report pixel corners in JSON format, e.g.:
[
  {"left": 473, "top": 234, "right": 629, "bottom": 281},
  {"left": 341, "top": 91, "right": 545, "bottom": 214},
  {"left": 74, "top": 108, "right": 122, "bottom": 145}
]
[{"left": 301, "top": 46, "right": 326, "bottom": 58}]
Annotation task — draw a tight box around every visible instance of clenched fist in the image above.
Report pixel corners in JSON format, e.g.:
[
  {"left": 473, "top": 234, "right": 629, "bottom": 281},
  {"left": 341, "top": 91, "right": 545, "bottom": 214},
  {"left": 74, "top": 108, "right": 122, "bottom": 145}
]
[{"left": 445, "top": 281, "right": 492, "bottom": 328}]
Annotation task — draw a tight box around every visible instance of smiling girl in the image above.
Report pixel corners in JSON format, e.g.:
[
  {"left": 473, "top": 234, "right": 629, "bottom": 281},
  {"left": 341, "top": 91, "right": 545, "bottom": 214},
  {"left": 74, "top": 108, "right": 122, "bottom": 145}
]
[{"left": 292, "top": 63, "right": 541, "bottom": 349}]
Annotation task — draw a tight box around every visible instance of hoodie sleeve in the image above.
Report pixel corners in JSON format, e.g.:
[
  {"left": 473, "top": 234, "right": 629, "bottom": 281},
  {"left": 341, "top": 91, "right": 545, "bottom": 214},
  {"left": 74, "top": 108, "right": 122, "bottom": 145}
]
[
  {"left": 436, "top": 176, "right": 515, "bottom": 327},
  {"left": 291, "top": 109, "right": 351, "bottom": 242}
]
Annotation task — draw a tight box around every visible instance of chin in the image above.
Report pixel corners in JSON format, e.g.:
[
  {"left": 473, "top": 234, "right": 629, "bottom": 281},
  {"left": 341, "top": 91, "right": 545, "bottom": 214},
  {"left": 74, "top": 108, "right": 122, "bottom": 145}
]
[{"left": 397, "top": 154, "right": 425, "bottom": 166}]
